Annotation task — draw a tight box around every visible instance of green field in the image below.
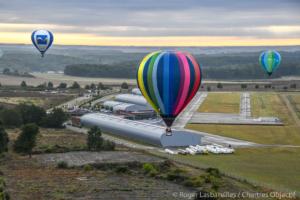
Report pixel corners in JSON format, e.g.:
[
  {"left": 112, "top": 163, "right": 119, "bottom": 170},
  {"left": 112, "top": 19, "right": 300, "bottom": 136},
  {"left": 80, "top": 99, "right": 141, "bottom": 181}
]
[
  {"left": 183, "top": 92, "right": 300, "bottom": 195},
  {"left": 187, "top": 92, "right": 300, "bottom": 145},
  {"left": 165, "top": 147, "right": 300, "bottom": 194},
  {"left": 197, "top": 92, "right": 240, "bottom": 113},
  {"left": 287, "top": 94, "right": 300, "bottom": 119}
]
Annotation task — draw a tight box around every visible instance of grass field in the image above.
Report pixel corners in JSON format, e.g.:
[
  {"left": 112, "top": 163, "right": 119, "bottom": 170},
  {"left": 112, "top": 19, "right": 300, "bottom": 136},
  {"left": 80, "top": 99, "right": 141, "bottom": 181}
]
[
  {"left": 184, "top": 92, "right": 300, "bottom": 195},
  {"left": 166, "top": 147, "right": 300, "bottom": 194},
  {"left": 287, "top": 94, "right": 300, "bottom": 119},
  {"left": 0, "top": 96, "right": 73, "bottom": 109},
  {"left": 197, "top": 92, "right": 240, "bottom": 113},
  {"left": 0, "top": 97, "right": 45, "bottom": 106},
  {"left": 187, "top": 92, "right": 300, "bottom": 145}
]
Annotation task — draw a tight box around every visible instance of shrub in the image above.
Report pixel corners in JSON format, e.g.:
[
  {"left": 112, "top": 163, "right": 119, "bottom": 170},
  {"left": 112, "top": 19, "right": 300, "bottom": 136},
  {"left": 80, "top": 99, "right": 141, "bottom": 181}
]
[
  {"left": 0, "top": 127, "right": 9, "bottom": 153},
  {"left": 83, "top": 164, "right": 93, "bottom": 172},
  {"left": 57, "top": 161, "right": 68, "bottom": 169},
  {"left": 102, "top": 140, "right": 115, "bottom": 151},
  {"left": 13, "top": 123, "right": 39, "bottom": 157},
  {"left": 166, "top": 169, "right": 187, "bottom": 182},
  {"left": 142, "top": 163, "right": 158, "bottom": 176},
  {"left": 183, "top": 176, "right": 204, "bottom": 187},
  {"left": 206, "top": 168, "right": 221, "bottom": 178},
  {"left": 0, "top": 109, "right": 22, "bottom": 128},
  {"left": 42, "top": 108, "right": 68, "bottom": 128},
  {"left": 114, "top": 166, "right": 129, "bottom": 173},
  {"left": 87, "top": 127, "right": 103, "bottom": 151}
]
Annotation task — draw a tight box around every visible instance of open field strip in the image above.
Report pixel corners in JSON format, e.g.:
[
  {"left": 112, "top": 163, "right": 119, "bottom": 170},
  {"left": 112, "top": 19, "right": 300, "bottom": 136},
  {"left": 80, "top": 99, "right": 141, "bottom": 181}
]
[
  {"left": 188, "top": 92, "right": 300, "bottom": 145},
  {"left": 197, "top": 92, "right": 240, "bottom": 113}
]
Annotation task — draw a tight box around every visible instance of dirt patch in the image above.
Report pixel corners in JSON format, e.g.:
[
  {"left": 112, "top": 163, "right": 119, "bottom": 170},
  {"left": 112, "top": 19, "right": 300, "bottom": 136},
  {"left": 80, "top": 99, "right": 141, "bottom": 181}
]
[
  {"left": 0, "top": 154, "right": 193, "bottom": 200},
  {"left": 37, "top": 151, "right": 164, "bottom": 167}
]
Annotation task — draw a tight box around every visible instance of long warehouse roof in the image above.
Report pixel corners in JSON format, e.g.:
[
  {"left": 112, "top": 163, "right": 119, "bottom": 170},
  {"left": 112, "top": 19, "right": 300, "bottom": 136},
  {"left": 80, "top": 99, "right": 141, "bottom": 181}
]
[{"left": 81, "top": 113, "right": 202, "bottom": 147}]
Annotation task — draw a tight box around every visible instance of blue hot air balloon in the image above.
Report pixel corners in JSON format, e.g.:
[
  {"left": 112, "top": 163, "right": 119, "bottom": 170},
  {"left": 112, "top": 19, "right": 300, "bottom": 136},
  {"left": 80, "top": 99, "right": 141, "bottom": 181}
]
[
  {"left": 137, "top": 51, "right": 202, "bottom": 135},
  {"left": 31, "top": 30, "right": 54, "bottom": 57},
  {"left": 259, "top": 50, "right": 281, "bottom": 76}
]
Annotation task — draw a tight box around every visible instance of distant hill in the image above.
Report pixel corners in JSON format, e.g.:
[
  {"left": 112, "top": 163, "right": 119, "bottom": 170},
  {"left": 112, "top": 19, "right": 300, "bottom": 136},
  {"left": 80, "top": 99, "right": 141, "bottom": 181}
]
[
  {"left": 64, "top": 51, "right": 300, "bottom": 79},
  {"left": 1, "top": 44, "right": 300, "bottom": 79}
]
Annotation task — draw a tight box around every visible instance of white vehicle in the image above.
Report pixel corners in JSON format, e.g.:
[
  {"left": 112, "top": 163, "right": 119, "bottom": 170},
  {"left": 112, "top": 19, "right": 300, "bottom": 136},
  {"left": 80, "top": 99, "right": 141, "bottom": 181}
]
[
  {"left": 178, "top": 149, "right": 188, "bottom": 155},
  {"left": 195, "top": 145, "right": 209, "bottom": 154},
  {"left": 164, "top": 149, "right": 177, "bottom": 155},
  {"left": 185, "top": 148, "right": 196, "bottom": 155}
]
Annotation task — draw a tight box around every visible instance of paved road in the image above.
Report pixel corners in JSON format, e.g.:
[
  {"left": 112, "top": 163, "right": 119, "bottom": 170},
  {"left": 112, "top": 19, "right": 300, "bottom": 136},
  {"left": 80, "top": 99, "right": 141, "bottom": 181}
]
[
  {"left": 240, "top": 92, "right": 251, "bottom": 118},
  {"left": 47, "top": 95, "right": 92, "bottom": 112},
  {"left": 173, "top": 92, "right": 207, "bottom": 128}
]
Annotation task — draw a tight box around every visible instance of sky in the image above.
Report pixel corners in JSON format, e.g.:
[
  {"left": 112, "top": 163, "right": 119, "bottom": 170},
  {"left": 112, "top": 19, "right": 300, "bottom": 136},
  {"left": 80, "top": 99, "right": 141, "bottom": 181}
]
[{"left": 0, "top": 0, "right": 300, "bottom": 46}]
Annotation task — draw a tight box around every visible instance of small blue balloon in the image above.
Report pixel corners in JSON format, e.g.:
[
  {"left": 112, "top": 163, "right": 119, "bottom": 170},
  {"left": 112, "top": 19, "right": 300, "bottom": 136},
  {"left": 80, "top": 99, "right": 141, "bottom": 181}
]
[
  {"left": 259, "top": 50, "right": 281, "bottom": 76},
  {"left": 31, "top": 30, "right": 54, "bottom": 57}
]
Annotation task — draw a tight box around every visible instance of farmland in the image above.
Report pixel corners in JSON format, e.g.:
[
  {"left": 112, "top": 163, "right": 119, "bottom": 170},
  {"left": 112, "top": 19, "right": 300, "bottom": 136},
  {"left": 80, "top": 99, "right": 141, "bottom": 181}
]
[{"left": 188, "top": 92, "right": 300, "bottom": 145}]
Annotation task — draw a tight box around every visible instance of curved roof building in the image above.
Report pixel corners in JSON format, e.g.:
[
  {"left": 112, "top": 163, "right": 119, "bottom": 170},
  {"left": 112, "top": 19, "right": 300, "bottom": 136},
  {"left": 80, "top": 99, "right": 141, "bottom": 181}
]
[
  {"left": 81, "top": 113, "right": 202, "bottom": 147},
  {"left": 115, "top": 94, "right": 150, "bottom": 108},
  {"left": 132, "top": 88, "right": 142, "bottom": 95}
]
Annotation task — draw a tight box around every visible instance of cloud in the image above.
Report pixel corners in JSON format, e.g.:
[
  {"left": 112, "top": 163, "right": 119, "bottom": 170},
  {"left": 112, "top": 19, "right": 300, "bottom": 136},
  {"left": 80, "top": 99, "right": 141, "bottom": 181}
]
[{"left": 0, "top": 0, "right": 299, "bottom": 38}]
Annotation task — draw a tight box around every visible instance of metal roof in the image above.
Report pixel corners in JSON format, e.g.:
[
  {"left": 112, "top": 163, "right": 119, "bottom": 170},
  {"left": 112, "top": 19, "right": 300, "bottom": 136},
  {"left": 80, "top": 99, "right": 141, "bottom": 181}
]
[
  {"left": 131, "top": 88, "right": 142, "bottom": 95},
  {"left": 115, "top": 94, "right": 150, "bottom": 107},
  {"left": 103, "top": 100, "right": 123, "bottom": 108},
  {"left": 81, "top": 113, "right": 202, "bottom": 147}
]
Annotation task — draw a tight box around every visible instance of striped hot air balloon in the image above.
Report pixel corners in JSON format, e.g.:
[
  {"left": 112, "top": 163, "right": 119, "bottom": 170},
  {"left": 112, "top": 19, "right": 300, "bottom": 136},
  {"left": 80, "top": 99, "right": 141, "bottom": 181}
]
[
  {"left": 137, "top": 51, "right": 202, "bottom": 134},
  {"left": 31, "top": 30, "right": 54, "bottom": 57},
  {"left": 259, "top": 50, "right": 281, "bottom": 76}
]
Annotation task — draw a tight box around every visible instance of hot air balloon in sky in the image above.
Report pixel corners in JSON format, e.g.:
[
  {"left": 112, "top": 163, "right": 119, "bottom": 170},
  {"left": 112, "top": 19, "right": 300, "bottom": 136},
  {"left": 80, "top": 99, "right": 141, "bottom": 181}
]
[
  {"left": 31, "top": 30, "right": 53, "bottom": 57},
  {"left": 259, "top": 50, "right": 281, "bottom": 76},
  {"left": 137, "top": 51, "right": 202, "bottom": 135}
]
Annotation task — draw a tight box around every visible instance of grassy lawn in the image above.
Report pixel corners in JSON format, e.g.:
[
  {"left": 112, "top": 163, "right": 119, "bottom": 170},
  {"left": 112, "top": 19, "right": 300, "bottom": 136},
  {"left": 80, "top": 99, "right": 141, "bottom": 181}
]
[
  {"left": 198, "top": 92, "right": 240, "bottom": 113},
  {"left": 0, "top": 96, "right": 73, "bottom": 109},
  {"left": 287, "top": 94, "right": 300, "bottom": 119},
  {"left": 7, "top": 128, "right": 87, "bottom": 153},
  {"left": 187, "top": 92, "right": 300, "bottom": 145},
  {"left": 170, "top": 147, "right": 300, "bottom": 194},
  {"left": 0, "top": 97, "right": 45, "bottom": 106}
]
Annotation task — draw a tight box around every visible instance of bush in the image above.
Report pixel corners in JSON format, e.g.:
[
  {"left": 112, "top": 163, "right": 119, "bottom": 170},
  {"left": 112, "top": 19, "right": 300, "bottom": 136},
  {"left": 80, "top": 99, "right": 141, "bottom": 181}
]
[
  {"left": 206, "top": 168, "right": 221, "bottom": 178},
  {"left": 13, "top": 123, "right": 39, "bottom": 157},
  {"left": 183, "top": 176, "right": 204, "bottom": 187},
  {"left": 87, "top": 127, "right": 115, "bottom": 151},
  {"left": 16, "top": 104, "right": 46, "bottom": 125},
  {"left": 142, "top": 163, "right": 158, "bottom": 176},
  {"left": 121, "top": 82, "right": 129, "bottom": 89},
  {"left": 57, "top": 161, "right": 68, "bottom": 169},
  {"left": 102, "top": 140, "right": 115, "bottom": 151},
  {"left": 87, "top": 127, "right": 103, "bottom": 151},
  {"left": 83, "top": 164, "right": 93, "bottom": 172},
  {"left": 216, "top": 83, "right": 223, "bottom": 89},
  {"left": 0, "top": 127, "right": 9, "bottom": 153},
  {"left": 0, "top": 108, "right": 22, "bottom": 128},
  {"left": 114, "top": 166, "right": 129, "bottom": 173},
  {"left": 42, "top": 108, "right": 68, "bottom": 128},
  {"left": 0, "top": 177, "right": 9, "bottom": 200}
]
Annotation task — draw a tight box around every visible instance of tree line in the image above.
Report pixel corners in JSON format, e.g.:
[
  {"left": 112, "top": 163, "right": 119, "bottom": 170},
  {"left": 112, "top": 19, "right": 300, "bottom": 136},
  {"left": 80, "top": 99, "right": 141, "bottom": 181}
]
[
  {"left": 0, "top": 104, "right": 67, "bottom": 128},
  {"left": 63, "top": 51, "right": 300, "bottom": 79}
]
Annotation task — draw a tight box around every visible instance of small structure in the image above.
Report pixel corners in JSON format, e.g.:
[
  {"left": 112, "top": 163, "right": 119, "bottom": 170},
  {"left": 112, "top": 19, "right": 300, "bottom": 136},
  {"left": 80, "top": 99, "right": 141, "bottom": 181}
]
[
  {"left": 132, "top": 88, "right": 142, "bottom": 95},
  {"left": 81, "top": 113, "right": 202, "bottom": 147},
  {"left": 115, "top": 94, "right": 150, "bottom": 107}
]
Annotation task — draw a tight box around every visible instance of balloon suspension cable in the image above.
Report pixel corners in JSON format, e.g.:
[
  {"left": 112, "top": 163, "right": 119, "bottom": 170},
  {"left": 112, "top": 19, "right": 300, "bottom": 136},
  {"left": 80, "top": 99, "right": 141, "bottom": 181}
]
[
  {"left": 165, "top": 127, "right": 172, "bottom": 136},
  {"left": 41, "top": 53, "right": 44, "bottom": 58}
]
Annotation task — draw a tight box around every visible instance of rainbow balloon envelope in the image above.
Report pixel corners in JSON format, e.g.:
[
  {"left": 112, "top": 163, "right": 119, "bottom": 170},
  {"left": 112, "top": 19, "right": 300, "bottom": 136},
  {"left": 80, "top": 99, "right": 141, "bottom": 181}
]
[
  {"left": 137, "top": 51, "right": 202, "bottom": 131},
  {"left": 259, "top": 50, "right": 281, "bottom": 76}
]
